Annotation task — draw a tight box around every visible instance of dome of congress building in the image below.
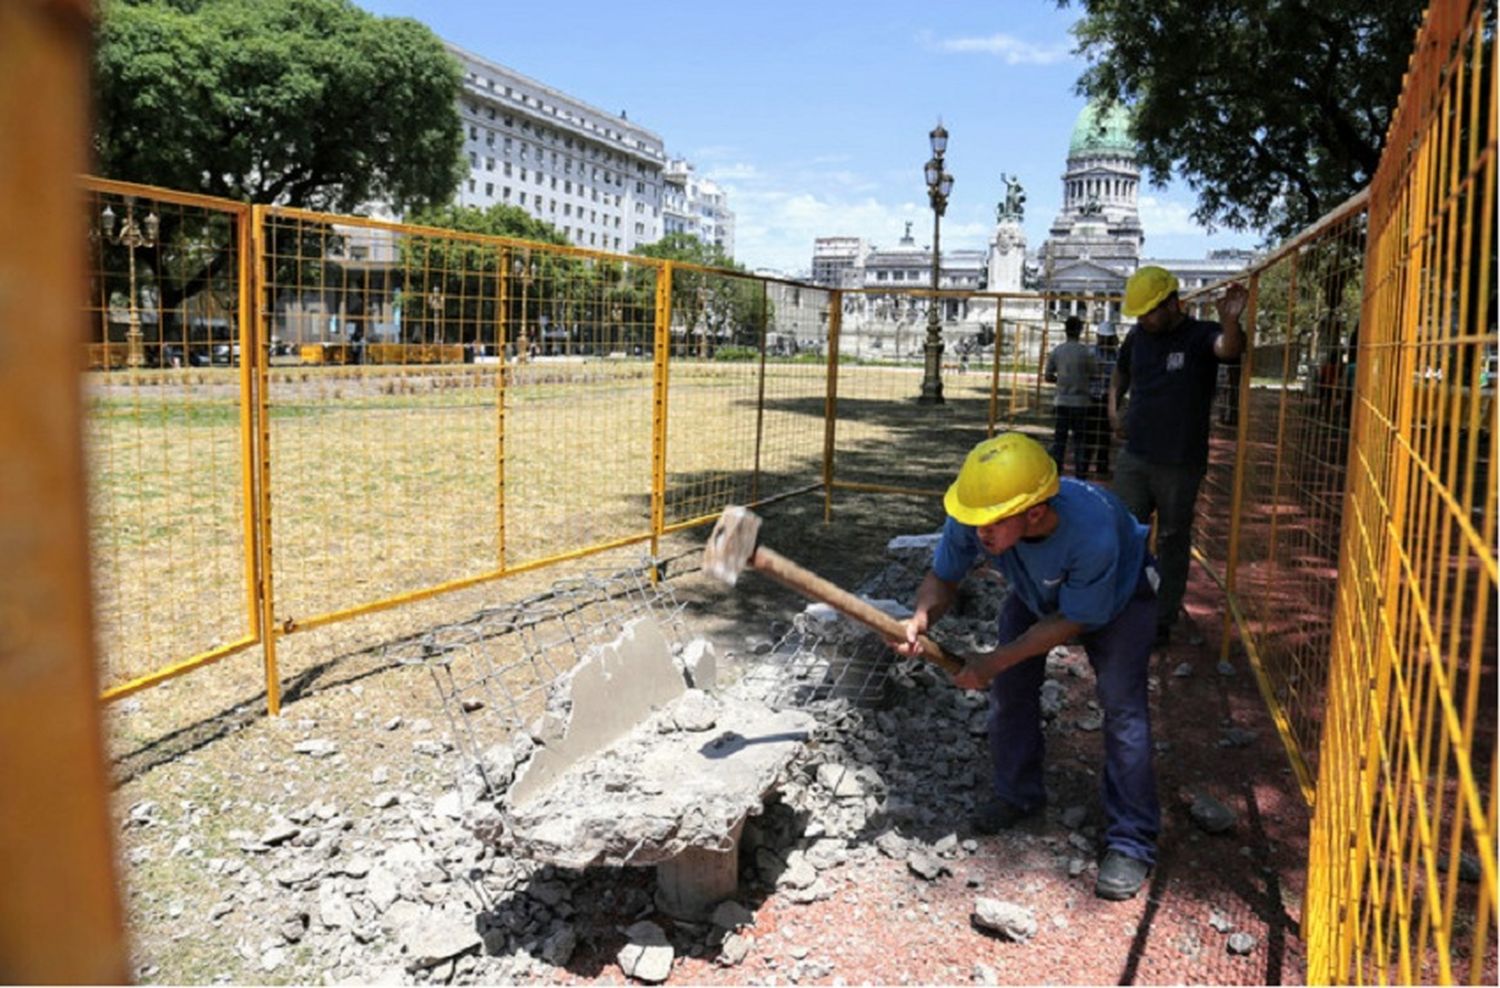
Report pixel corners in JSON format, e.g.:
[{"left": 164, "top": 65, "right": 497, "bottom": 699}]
[{"left": 1068, "top": 100, "right": 1137, "bottom": 157}]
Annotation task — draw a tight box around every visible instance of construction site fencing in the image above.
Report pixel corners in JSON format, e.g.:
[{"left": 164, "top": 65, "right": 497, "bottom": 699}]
[
  {"left": 1300, "top": 0, "right": 1496, "bottom": 980},
  {"left": 83, "top": 178, "right": 260, "bottom": 700},
  {"left": 822, "top": 288, "right": 1127, "bottom": 505}
]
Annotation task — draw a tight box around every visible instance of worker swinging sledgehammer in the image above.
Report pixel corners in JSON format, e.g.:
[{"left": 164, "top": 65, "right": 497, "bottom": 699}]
[{"left": 891, "top": 432, "right": 1161, "bottom": 901}]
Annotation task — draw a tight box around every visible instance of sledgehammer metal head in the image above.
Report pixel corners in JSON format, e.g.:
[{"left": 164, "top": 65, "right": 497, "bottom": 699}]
[{"left": 703, "top": 505, "right": 762, "bottom": 585}]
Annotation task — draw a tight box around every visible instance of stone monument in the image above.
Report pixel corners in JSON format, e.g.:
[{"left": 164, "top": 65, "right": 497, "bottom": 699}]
[{"left": 987, "top": 173, "right": 1027, "bottom": 293}]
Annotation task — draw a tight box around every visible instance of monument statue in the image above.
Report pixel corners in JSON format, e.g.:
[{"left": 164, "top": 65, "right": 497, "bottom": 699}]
[{"left": 996, "top": 173, "right": 1026, "bottom": 222}]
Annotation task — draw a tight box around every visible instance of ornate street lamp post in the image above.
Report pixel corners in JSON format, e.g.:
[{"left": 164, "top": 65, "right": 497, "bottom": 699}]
[
  {"left": 99, "top": 198, "right": 159, "bottom": 369},
  {"left": 426, "top": 288, "right": 444, "bottom": 345},
  {"left": 511, "top": 254, "right": 533, "bottom": 363},
  {"left": 920, "top": 123, "right": 953, "bottom": 403}
]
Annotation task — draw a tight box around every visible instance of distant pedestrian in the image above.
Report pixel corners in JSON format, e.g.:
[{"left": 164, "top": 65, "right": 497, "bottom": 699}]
[
  {"left": 1084, "top": 321, "right": 1120, "bottom": 477},
  {"left": 1045, "top": 316, "right": 1096, "bottom": 476}
]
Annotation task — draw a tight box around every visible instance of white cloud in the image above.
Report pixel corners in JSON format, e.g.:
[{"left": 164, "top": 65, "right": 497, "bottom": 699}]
[
  {"left": 723, "top": 181, "right": 994, "bottom": 275},
  {"left": 925, "top": 31, "right": 1073, "bottom": 65},
  {"left": 1136, "top": 194, "right": 1208, "bottom": 237}
]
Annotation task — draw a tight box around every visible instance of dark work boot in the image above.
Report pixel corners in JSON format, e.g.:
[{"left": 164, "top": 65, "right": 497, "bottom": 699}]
[{"left": 1095, "top": 850, "right": 1151, "bottom": 900}]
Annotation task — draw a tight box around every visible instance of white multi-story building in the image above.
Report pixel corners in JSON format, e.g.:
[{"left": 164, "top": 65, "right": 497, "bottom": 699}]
[
  {"left": 811, "top": 237, "right": 868, "bottom": 288},
  {"left": 662, "top": 159, "right": 736, "bottom": 258},
  {"left": 446, "top": 42, "right": 667, "bottom": 253}
]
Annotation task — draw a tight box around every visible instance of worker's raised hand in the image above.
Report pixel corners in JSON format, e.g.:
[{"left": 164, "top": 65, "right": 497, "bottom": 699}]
[{"left": 1217, "top": 282, "right": 1249, "bottom": 324}]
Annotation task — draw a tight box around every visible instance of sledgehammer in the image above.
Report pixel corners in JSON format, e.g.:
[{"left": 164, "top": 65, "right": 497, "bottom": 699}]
[{"left": 702, "top": 505, "right": 963, "bottom": 676}]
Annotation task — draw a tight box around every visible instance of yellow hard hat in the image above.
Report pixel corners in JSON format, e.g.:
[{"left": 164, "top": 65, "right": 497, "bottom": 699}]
[
  {"left": 1122, "top": 265, "right": 1180, "bottom": 317},
  {"left": 944, "top": 433, "right": 1060, "bottom": 527}
]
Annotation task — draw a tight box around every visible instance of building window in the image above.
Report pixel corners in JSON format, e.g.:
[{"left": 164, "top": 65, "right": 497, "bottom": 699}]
[
  {"left": 468, "top": 152, "right": 478, "bottom": 166},
  {"left": 485, "top": 182, "right": 494, "bottom": 196},
  {"left": 486, "top": 158, "right": 495, "bottom": 171},
  {"left": 519, "top": 192, "right": 526, "bottom": 205},
  {"left": 467, "top": 179, "right": 475, "bottom": 191},
  {"left": 504, "top": 162, "right": 512, "bottom": 177},
  {"left": 503, "top": 187, "right": 511, "bottom": 200},
  {"left": 469, "top": 125, "right": 478, "bottom": 140}
]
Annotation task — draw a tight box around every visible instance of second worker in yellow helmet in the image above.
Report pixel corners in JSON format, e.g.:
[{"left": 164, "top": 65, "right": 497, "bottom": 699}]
[{"left": 1109, "top": 267, "right": 1247, "bottom": 647}]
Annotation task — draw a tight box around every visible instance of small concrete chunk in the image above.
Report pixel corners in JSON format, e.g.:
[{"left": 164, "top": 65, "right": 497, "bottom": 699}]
[
  {"left": 671, "top": 690, "right": 719, "bottom": 732},
  {"left": 394, "top": 903, "right": 481, "bottom": 970},
  {"left": 906, "top": 850, "right": 949, "bottom": 881},
  {"left": 718, "top": 932, "right": 752, "bottom": 967},
  {"left": 294, "top": 739, "right": 339, "bottom": 758},
  {"left": 815, "top": 762, "right": 868, "bottom": 799},
  {"left": 972, "top": 898, "right": 1037, "bottom": 942},
  {"left": 617, "top": 920, "right": 674, "bottom": 983},
  {"left": 680, "top": 639, "right": 718, "bottom": 691},
  {"left": 1227, "top": 931, "right": 1257, "bottom": 955}
]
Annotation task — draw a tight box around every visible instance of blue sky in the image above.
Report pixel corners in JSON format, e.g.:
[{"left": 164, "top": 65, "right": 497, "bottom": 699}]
[{"left": 355, "top": 0, "right": 1260, "bottom": 274}]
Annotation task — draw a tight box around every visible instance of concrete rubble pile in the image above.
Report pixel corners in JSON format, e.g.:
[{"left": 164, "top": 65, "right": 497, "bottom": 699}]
[{"left": 128, "top": 531, "right": 1268, "bottom": 984}]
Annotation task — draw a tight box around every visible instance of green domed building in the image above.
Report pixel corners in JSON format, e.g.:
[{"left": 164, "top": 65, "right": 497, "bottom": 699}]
[{"left": 1040, "top": 100, "right": 1146, "bottom": 319}]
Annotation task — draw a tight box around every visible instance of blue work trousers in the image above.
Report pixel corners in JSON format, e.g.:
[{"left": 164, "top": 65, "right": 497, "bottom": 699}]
[{"left": 986, "top": 568, "right": 1161, "bottom": 864}]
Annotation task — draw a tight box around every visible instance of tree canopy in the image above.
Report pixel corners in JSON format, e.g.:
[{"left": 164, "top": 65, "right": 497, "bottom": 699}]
[
  {"left": 633, "top": 234, "right": 766, "bottom": 355},
  {"left": 1061, "top": 0, "right": 1425, "bottom": 240},
  {"left": 94, "top": 0, "right": 466, "bottom": 213}
]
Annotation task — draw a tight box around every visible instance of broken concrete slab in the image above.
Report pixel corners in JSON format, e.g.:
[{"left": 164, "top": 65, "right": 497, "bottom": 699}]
[
  {"left": 508, "top": 618, "right": 688, "bottom": 808},
  {"left": 490, "top": 617, "right": 813, "bottom": 882}
]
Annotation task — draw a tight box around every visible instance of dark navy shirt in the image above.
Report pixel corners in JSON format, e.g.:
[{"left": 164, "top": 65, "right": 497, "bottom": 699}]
[
  {"left": 1116, "top": 316, "right": 1223, "bottom": 466},
  {"left": 932, "top": 479, "right": 1149, "bottom": 630}
]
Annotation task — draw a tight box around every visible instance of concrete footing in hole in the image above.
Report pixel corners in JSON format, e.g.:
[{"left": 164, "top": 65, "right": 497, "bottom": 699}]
[
  {"left": 481, "top": 617, "right": 813, "bottom": 919},
  {"left": 655, "top": 820, "right": 745, "bottom": 919}
]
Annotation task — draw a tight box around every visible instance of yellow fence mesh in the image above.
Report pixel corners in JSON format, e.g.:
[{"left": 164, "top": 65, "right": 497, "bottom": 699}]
[
  {"left": 1303, "top": 0, "right": 1497, "bottom": 980},
  {"left": 83, "top": 179, "right": 258, "bottom": 696},
  {"left": 1186, "top": 201, "right": 1370, "bottom": 800}
]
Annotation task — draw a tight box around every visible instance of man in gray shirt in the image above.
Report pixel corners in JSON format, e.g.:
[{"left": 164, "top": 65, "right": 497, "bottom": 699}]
[{"left": 1045, "top": 316, "right": 1096, "bottom": 475}]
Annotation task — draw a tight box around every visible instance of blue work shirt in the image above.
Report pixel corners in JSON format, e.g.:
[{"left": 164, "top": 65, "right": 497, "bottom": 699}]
[
  {"left": 1116, "top": 316, "right": 1223, "bottom": 466},
  {"left": 932, "top": 479, "right": 1149, "bottom": 630}
]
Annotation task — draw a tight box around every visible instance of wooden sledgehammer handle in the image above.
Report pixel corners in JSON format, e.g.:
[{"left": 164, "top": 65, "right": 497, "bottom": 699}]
[{"left": 750, "top": 544, "right": 965, "bottom": 677}]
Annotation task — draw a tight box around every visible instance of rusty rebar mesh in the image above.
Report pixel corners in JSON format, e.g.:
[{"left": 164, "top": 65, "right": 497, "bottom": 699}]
[{"left": 389, "top": 559, "right": 688, "bottom": 777}]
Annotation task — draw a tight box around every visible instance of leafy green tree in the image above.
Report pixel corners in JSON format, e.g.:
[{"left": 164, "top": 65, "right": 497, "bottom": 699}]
[
  {"left": 633, "top": 233, "right": 766, "bottom": 357},
  {"left": 93, "top": 0, "right": 465, "bottom": 315},
  {"left": 95, "top": 0, "right": 464, "bottom": 212},
  {"left": 395, "top": 204, "right": 663, "bottom": 357},
  {"left": 1060, "top": 0, "right": 1425, "bottom": 239}
]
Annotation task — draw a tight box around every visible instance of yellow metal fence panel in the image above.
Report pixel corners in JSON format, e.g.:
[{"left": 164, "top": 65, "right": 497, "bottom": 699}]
[
  {"left": 82, "top": 179, "right": 260, "bottom": 697},
  {"left": 1186, "top": 202, "right": 1370, "bottom": 801},
  {"left": 1305, "top": 0, "right": 1497, "bottom": 981},
  {"left": 258, "top": 209, "right": 662, "bottom": 632},
  {"left": 660, "top": 267, "right": 811, "bottom": 529}
]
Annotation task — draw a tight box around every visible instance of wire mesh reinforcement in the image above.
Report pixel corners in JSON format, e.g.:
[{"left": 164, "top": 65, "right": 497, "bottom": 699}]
[{"left": 390, "top": 560, "right": 688, "bottom": 784}]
